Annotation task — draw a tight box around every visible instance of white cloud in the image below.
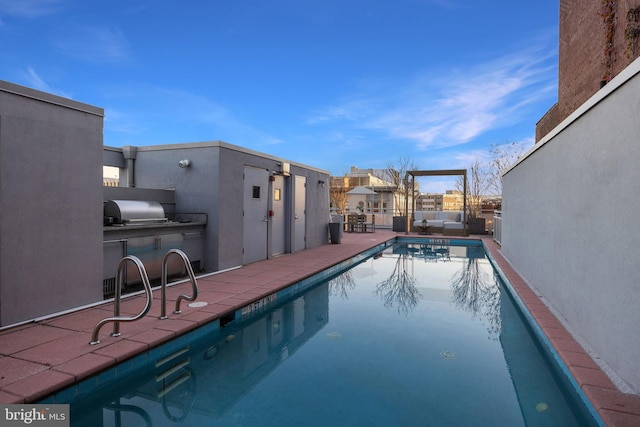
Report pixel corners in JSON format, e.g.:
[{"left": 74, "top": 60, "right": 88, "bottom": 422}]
[
  {"left": 0, "top": 0, "right": 65, "bottom": 18},
  {"left": 306, "top": 98, "right": 380, "bottom": 124},
  {"left": 22, "top": 67, "right": 71, "bottom": 98},
  {"left": 310, "top": 42, "right": 557, "bottom": 150},
  {"left": 24, "top": 67, "right": 50, "bottom": 91},
  {"left": 103, "top": 108, "right": 142, "bottom": 136},
  {"left": 51, "top": 25, "right": 130, "bottom": 63},
  {"left": 453, "top": 148, "right": 493, "bottom": 167},
  {"left": 154, "top": 87, "right": 282, "bottom": 144},
  {"left": 104, "top": 86, "right": 283, "bottom": 147}
]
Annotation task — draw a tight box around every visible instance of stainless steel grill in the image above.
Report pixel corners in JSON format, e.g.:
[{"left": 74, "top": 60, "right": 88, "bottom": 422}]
[{"left": 104, "top": 200, "right": 167, "bottom": 225}]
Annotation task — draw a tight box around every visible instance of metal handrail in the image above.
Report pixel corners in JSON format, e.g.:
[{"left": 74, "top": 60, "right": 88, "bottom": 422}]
[
  {"left": 90, "top": 256, "right": 153, "bottom": 345},
  {"left": 159, "top": 249, "right": 199, "bottom": 319},
  {"left": 104, "top": 402, "right": 152, "bottom": 427}
]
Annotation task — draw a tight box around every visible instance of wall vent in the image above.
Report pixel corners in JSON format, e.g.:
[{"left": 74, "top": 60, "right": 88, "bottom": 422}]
[{"left": 103, "top": 277, "right": 116, "bottom": 298}]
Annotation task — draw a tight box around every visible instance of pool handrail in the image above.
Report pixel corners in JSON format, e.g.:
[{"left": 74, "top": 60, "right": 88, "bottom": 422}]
[
  {"left": 90, "top": 255, "right": 153, "bottom": 345},
  {"left": 104, "top": 402, "right": 152, "bottom": 426},
  {"left": 159, "top": 249, "right": 199, "bottom": 319}
]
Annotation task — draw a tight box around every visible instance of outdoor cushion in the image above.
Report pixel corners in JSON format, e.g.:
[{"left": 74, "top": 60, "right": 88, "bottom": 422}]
[
  {"left": 413, "top": 211, "right": 462, "bottom": 228},
  {"left": 443, "top": 221, "right": 463, "bottom": 229}
]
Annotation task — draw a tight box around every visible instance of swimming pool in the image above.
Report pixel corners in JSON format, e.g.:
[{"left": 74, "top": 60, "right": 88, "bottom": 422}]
[{"left": 47, "top": 240, "right": 601, "bottom": 426}]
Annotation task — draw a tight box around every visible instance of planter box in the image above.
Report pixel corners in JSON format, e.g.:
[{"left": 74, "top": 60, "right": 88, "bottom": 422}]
[
  {"left": 468, "top": 217, "right": 486, "bottom": 234},
  {"left": 329, "top": 222, "right": 342, "bottom": 244},
  {"left": 392, "top": 216, "right": 407, "bottom": 232}
]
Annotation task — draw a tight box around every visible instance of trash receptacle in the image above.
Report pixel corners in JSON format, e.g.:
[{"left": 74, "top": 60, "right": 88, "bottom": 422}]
[
  {"left": 393, "top": 216, "right": 407, "bottom": 232},
  {"left": 329, "top": 214, "right": 343, "bottom": 244},
  {"left": 329, "top": 223, "right": 341, "bottom": 244}
]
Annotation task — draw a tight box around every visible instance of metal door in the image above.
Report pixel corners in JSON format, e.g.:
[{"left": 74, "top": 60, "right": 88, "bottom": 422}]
[
  {"left": 294, "top": 175, "right": 306, "bottom": 252},
  {"left": 272, "top": 174, "right": 286, "bottom": 256},
  {"left": 243, "top": 166, "right": 269, "bottom": 264}
]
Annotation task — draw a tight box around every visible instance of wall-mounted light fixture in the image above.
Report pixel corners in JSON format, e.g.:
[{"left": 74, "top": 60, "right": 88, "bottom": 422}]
[
  {"left": 318, "top": 180, "right": 325, "bottom": 187},
  {"left": 178, "top": 159, "right": 191, "bottom": 168},
  {"left": 273, "top": 162, "right": 290, "bottom": 176}
]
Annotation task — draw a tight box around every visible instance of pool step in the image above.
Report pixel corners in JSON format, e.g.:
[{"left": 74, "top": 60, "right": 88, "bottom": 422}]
[
  {"left": 155, "top": 345, "right": 193, "bottom": 399},
  {"left": 156, "top": 358, "right": 190, "bottom": 382},
  {"left": 155, "top": 346, "right": 189, "bottom": 368},
  {"left": 157, "top": 371, "right": 192, "bottom": 398}
]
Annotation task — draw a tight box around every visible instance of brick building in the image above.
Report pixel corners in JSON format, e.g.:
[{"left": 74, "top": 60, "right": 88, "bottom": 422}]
[{"left": 536, "top": 0, "right": 640, "bottom": 140}]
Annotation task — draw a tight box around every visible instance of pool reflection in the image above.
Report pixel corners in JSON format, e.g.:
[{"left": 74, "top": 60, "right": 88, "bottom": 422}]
[
  {"left": 71, "top": 284, "right": 329, "bottom": 426},
  {"left": 67, "top": 242, "right": 595, "bottom": 426}
]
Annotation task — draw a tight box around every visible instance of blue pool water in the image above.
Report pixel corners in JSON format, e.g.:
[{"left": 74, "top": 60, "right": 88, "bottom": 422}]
[{"left": 50, "top": 240, "right": 600, "bottom": 426}]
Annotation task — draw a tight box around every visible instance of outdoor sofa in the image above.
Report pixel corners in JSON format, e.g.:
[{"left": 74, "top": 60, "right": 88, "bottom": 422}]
[{"left": 412, "top": 211, "right": 465, "bottom": 236}]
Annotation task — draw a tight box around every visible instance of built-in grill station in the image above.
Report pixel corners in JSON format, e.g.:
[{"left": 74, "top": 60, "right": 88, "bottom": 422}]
[
  {"left": 103, "top": 189, "right": 207, "bottom": 298},
  {"left": 104, "top": 199, "right": 168, "bottom": 226}
]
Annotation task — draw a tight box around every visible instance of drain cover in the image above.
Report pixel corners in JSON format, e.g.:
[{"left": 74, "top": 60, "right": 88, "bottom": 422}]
[
  {"left": 536, "top": 402, "right": 549, "bottom": 412},
  {"left": 188, "top": 301, "right": 208, "bottom": 308},
  {"left": 440, "top": 351, "right": 456, "bottom": 359}
]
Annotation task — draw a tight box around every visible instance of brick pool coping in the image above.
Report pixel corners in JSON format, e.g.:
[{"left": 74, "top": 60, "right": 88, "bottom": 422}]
[{"left": 0, "top": 230, "right": 638, "bottom": 425}]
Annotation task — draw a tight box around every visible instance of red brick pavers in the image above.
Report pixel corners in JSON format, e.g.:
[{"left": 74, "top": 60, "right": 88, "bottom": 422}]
[
  {"left": 0, "top": 229, "right": 395, "bottom": 404},
  {"left": 0, "top": 230, "right": 638, "bottom": 426}
]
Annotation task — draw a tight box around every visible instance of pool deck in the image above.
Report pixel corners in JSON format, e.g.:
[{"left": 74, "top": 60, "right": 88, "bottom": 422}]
[{"left": 1, "top": 230, "right": 639, "bottom": 425}]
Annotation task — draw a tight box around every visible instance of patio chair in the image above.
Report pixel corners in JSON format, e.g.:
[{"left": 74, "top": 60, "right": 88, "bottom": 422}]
[
  {"left": 347, "top": 214, "right": 364, "bottom": 233},
  {"left": 363, "top": 214, "right": 375, "bottom": 233}
]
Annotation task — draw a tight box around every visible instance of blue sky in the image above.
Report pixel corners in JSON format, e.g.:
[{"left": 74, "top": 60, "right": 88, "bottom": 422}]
[{"left": 0, "top": 0, "right": 559, "bottom": 192}]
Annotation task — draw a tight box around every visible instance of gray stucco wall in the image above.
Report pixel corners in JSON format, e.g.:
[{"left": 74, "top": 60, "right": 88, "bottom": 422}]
[
  {"left": 132, "top": 142, "right": 330, "bottom": 272},
  {"left": 0, "top": 81, "right": 104, "bottom": 326},
  {"left": 289, "top": 163, "right": 330, "bottom": 249},
  {"left": 134, "top": 144, "right": 222, "bottom": 270},
  {"left": 501, "top": 60, "right": 640, "bottom": 392}
]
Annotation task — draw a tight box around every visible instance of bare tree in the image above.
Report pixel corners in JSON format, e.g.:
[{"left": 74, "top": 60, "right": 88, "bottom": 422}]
[
  {"left": 375, "top": 254, "right": 422, "bottom": 315},
  {"left": 456, "top": 159, "right": 489, "bottom": 218},
  {"left": 450, "top": 257, "right": 501, "bottom": 338},
  {"left": 329, "top": 270, "right": 357, "bottom": 299},
  {"left": 469, "top": 160, "right": 489, "bottom": 218},
  {"left": 456, "top": 141, "right": 527, "bottom": 214},
  {"left": 487, "top": 141, "right": 527, "bottom": 196},
  {"left": 380, "top": 158, "right": 419, "bottom": 216},
  {"left": 329, "top": 174, "right": 352, "bottom": 213}
]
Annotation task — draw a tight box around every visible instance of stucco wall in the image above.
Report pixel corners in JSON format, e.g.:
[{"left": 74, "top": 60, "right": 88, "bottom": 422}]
[
  {"left": 132, "top": 144, "right": 220, "bottom": 270},
  {"left": 502, "top": 59, "right": 640, "bottom": 392},
  {"left": 132, "top": 142, "right": 330, "bottom": 272},
  {"left": 0, "top": 81, "right": 104, "bottom": 326},
  {"left": 289, "top": 163, "right": 331, "bottom": 250}
]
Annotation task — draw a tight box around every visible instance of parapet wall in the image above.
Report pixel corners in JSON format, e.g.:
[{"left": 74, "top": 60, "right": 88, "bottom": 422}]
[
  {"left": 0, "top": 81, "right": 104, "bottom": 326},
  {"left": 502, "top": 57, "right": 640, "bottom": 393}
]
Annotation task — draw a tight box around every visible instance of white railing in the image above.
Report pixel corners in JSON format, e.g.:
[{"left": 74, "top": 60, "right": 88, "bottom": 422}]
[{"left": 493, "top": 210, "right": 502, "bottom": 245}]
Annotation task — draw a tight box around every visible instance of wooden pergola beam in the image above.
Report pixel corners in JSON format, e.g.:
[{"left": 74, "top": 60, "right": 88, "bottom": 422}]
[{"left": 407, "top": 169, "right": 467, "bottom": 177}]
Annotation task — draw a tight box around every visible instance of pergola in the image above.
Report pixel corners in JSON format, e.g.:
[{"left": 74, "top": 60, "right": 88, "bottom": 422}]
[{"left": 404, "top": 169, "right": 467, "bottom": 236}]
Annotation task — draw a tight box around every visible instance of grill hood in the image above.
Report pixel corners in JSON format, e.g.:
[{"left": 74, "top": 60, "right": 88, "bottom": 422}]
[{"left": 104, "top": 200, "right": 166, "bottom": 224}]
